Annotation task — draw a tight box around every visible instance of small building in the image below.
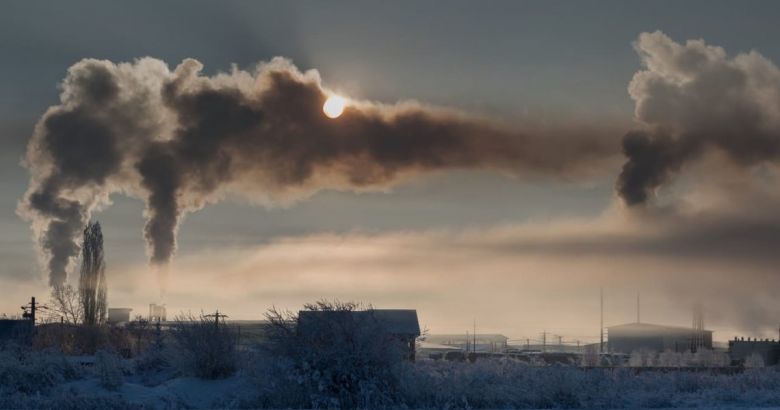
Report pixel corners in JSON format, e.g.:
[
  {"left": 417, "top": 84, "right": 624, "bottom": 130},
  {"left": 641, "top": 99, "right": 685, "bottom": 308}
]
[
  {"left": 107, "top": 308, "right": 133, "bottom": 324},
  {"left": 298, "top": 309, "right": 420, "bottom": 360},
  {"left": 149, "top": 304, "right": 166, "bottom": 322},
  {"left": 607, "top": 322, "right": 713, "bottom": 353},
  {"left": 425, "top": 334, "right": 509, "bottom": 353},
  {"left": 728, "top": 337, "right": 780, "bottom": 366},
  {"left": 417, "top": 341, "right": 463, "bottom": 359}
]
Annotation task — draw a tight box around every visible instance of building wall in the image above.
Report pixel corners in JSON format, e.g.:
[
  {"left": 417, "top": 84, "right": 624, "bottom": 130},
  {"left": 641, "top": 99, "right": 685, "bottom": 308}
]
[
  {"left": 108, "top": 308, "right": 132, "bottom": 324},
  {"left": 729, "top": 339, "right": 780, "bottom": 365},
  {"left": 609, "top": 330, "right": 713, "bottom": 353}
]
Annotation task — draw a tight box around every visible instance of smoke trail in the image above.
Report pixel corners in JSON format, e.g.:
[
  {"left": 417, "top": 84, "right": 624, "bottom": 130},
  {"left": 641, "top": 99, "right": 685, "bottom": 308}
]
[
  {"left": 617, "top": 31, "right": 780, "bottom": 205},
  {"left": 19, "top": 57, "right": 617, "bottom": 287}
]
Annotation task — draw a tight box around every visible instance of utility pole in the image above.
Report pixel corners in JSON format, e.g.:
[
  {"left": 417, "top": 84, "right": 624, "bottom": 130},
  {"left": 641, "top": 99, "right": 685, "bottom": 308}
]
[
  {"left": 205, "top": 309, "right": 228, "bottom": 328},
  {"left": 473, "top": 318, "right": 476, "bottom": 353},
  {"left": 21, "top": 296, "right": 36, "bottom": 325},
  {"left": 20, "top": 296, "right": 37, "bottom": 344},
  {"left": 542, "top": 331, "right": 547, "bottom": 353}
]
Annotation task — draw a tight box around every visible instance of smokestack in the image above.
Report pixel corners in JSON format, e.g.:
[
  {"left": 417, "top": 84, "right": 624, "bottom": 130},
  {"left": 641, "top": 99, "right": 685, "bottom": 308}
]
[
  {"left": 600, "top": 287, "right": 604, "bottom": 353},
  {"left": 637, "top": 290, "right": 640, "bottom": 324}
]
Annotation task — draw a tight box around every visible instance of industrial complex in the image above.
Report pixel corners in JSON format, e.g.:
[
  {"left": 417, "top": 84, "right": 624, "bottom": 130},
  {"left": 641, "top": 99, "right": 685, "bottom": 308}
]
[{"left": 3, "top": 291, "right": 779, "bottom": 367}]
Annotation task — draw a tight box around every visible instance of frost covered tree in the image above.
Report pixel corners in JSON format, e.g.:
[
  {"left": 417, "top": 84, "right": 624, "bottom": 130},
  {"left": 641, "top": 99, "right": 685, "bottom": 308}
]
[
  {"left": 657, "top": 350, "right": 682, "bottom": 368},
  {"left": 79, "top": 221, "right": 107, "bottom": 325},
  {"left": 580, "top": 345, "right": 599, "bottom": 367},
  {"left": 744, "top": 352, "right": 765, "bottom": 368},
  {"left": 263, "top": 300, "right": 406, "bottom": 408},
  {"left": 628, "top": 348, "right": 656, "bottom": 367},
  {"left": 168, "top": 312, "right": 238, "bottom": 379}
]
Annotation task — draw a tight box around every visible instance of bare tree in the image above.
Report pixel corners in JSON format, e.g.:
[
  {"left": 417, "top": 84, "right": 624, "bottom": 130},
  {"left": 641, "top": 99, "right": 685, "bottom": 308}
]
[
  {"left": 79, "top": 221, "right": 107, "bottom": 325},
  {"left": 50, "top": 283, "right": 83, "bottom": 324},
  {"left": 168, "top": 312, "right": 238, "bottom": 379}
]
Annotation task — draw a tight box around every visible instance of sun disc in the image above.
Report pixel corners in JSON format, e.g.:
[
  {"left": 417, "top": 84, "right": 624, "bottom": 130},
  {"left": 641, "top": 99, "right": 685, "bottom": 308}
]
[{"left": 323, "top": 95, "right": 346, "bottom": 119}]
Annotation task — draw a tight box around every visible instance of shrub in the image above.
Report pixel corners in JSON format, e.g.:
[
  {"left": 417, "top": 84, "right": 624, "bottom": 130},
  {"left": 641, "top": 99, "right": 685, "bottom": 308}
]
[
  {"left": 261, "top": 300, "right": 407, "bottom": 409},
  {"left": 744, "top": 352, "right": 766, "bottom": 368},
  {"left": 0, "top": 347, "right": 78, "bottom": 395},
  {"left": 168, "top": 313, "right": 238, "bottom": 379},
  {"left": 96, "top": 350, "right": 124, "bottom": 390}
]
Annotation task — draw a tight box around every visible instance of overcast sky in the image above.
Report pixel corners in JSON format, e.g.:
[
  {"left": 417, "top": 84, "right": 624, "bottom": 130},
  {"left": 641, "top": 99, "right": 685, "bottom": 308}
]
[{"left": 4, "top": 1, "right": 780, "bottom": 344}]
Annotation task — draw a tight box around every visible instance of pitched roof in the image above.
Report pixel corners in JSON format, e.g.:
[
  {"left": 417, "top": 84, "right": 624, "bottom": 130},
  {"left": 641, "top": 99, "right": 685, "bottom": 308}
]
[
  {"left": 298, "top": 309, "right": 420, "bottom": 336},
  {"left": 371, "top": 309, "right": 421, "bottom": 335}
]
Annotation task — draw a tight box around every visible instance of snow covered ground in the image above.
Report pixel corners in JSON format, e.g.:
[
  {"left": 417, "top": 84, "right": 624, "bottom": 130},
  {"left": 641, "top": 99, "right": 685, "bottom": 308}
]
[
  {"left": 56, "top": 375, "right": 247, "bottom": 408},
  {"left": 4, "top": 347, "right": 780, "bottom": 409}
]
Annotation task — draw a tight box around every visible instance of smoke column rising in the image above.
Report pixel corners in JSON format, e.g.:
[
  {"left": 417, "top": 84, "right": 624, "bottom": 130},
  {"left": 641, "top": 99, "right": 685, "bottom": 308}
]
[
  {"left": 19, "top": 57, "right": 616, "bottom": 287},
  {"left": 617, "top": 31, "right": 780, "bottom": 205}
]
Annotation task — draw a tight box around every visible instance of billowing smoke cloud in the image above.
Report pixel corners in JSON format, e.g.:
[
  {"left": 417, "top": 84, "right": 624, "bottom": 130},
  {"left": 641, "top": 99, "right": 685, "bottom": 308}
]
[
  {"left": 618, "top": 31, "right": 780, "bottom": 205},
  {"left": 19, "top": 57, "right": 617, "bottom": 287}
]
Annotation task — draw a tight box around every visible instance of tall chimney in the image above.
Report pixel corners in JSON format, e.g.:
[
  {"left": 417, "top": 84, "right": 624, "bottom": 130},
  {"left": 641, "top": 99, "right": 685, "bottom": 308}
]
[
  {"left": 600, "top": 287, "right": 604, "bottom": 353},
  {"left": 636, "top": 291, "right": 640, "bottom": 323}
]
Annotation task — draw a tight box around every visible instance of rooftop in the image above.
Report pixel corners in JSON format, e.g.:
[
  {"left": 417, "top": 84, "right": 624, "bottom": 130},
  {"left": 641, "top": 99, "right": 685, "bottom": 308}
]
[
  {"left": 608, "top": 322, "right": 713, "bottom": 334},
  {"left": 298, "top": 309, "right": 420, "bottom": 336}
]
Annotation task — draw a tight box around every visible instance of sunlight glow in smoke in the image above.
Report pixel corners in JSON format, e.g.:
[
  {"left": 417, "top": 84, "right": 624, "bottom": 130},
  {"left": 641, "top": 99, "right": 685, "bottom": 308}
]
[{"left": 323, "top": 95, "right": 347, "bottom": 118}]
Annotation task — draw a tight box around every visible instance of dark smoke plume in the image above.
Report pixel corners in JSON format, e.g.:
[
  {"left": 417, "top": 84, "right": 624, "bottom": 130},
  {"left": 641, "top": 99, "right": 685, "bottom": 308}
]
[
  {"left": 617, "top": 31, "right": 780, "bottom": 205},
  {"left": 19, "top": 57, "right": 616, "bottom": 287}
]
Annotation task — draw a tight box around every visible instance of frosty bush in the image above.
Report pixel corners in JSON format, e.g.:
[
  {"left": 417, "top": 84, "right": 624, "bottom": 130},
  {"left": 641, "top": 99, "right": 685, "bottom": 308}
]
[
  {"left": 33, "top": 323, "right": 129, "bottom": 355},
  {"left": 388, "top": 360, "right": 780, "bottom": 409},
  {"left": 168, "top": 312, "right": 238, "bottom": 379},
  {"left": 261, "top": 300, "right": 407, "bottom": 409},
  {"left": 0, "top": 391, "right": 140, "bottom": 410},
  {"left": 745, "top": 352, "right": 766, "bottom": 368},
  {"left": 0, "top": 347, "right": 78, "bottom": 395},
  {"left": 96, "top": 350, "right": 124, "bottom": 390},
  {"left": 628, "top": 348, "right": 656, "bottom": 367},
  {"left": 580, "top": 345, "right": 600, "bottom": 367}
]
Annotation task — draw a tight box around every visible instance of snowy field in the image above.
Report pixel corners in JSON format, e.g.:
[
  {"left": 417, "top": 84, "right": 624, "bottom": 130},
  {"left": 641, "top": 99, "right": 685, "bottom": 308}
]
[{"left": 3, "top": 347, "right": 780, "bottom": 409}]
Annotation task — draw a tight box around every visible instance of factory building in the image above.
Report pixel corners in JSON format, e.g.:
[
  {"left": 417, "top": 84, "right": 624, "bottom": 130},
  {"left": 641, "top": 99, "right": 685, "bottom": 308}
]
[
  {"left": 107, "top": 308, "right": 133, "bottom": 324},
  {"left": 728, "top": 337, "right": 780, "bottom": 366},
  {"left": 149, "top": 304, "right": 166, "bottom": 322},
  {"left": 607, "top": 322, "right": 713, "bottom": 353},
  {"left": 425, "top": 334, "right": 509, "bottom": 353}
]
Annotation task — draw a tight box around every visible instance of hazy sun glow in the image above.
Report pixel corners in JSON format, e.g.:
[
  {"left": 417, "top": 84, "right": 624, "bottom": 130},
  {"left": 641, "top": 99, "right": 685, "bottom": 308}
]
[{"left": 323, "top": 95, "right": 346, "bottom": 118}]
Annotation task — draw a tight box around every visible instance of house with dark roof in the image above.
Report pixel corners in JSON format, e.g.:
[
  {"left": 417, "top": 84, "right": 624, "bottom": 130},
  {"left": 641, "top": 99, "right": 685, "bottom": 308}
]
[{"left": 298, "top": 309, "right": 421, "bottom": 360}]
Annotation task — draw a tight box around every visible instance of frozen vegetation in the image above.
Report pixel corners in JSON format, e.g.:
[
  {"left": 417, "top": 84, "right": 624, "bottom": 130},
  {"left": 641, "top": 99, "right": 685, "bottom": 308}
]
[
  {"left": 3, "top": 345, "right": 780, "bottom": 409},
  {"left": 3, "top": 306, "right": 780, "bottom": 409}
]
